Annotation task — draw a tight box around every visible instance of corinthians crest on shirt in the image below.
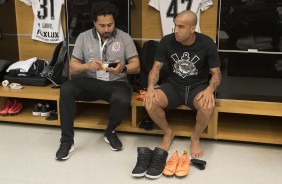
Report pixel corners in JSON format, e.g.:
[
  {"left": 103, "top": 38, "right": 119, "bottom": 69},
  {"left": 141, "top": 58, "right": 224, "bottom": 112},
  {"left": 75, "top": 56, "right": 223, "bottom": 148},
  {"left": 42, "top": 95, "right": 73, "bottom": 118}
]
[
  {"left": 112, "top": 42, "right": 121, "bottom": 52},
  {"left": 171, "top": 52, "right": 200, "bottom": 78}
]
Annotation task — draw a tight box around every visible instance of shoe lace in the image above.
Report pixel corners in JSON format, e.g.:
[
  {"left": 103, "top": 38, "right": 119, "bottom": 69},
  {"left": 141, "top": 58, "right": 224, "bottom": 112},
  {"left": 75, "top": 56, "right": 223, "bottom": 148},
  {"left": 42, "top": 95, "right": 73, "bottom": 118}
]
[
  {"left": 178, "top": 157, "right": 186, "bottom": 167},
  {"left": 150, "top": 154, "right": 165, "bottom": 169},
  {"left": 137, "top": 153, "right": 151, "bottom": 165},
  {"left": 59, "top": 142, "right": 72, "bottom": 153},
  {"left": 177, "top": 155, "right": 189, "bottom": 169},
  {"left": 107, "top": 132, "right": 120, "bottom": 145},
  {"left": 165, "top": 156, "right": 178, "bottom": 170}
]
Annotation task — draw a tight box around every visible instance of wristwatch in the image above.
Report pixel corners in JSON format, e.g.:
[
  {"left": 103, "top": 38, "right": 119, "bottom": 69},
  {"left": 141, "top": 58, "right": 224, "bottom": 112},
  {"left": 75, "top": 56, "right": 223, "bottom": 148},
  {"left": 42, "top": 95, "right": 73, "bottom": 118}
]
[{"left": 121, "top": 65, "right": 127, "bottom": 73}]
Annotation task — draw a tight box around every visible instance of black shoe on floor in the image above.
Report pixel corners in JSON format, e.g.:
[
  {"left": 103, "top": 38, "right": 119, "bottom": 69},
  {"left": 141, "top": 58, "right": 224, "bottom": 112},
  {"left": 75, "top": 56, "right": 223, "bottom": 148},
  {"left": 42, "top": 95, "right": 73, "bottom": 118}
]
[
  {"left": 104, "top": 131, "right": 123, "bottom": 151},
  {"left": 132, "top": 147, "right": 153, "bottom": 177},
  {"left": 55, "top": 142, "right": 74, "bottom": 161},
  {"left": 145, "top": 147, "right": 168, "bottom": 179}
]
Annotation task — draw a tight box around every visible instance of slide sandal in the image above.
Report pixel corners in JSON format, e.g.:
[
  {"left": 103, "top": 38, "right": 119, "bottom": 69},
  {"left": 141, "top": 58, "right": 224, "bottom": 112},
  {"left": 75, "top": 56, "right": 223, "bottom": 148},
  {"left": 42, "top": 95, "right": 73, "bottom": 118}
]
[{"left": 191, "top": 159, "right": 207, "bottom": 170}]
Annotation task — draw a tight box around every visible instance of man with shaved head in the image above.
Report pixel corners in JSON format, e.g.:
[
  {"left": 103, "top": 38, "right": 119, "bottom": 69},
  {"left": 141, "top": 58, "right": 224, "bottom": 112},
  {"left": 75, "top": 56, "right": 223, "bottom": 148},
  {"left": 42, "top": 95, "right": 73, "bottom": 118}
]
[{"left": 141, "top": 10, "right": 221, "bottom": 178}]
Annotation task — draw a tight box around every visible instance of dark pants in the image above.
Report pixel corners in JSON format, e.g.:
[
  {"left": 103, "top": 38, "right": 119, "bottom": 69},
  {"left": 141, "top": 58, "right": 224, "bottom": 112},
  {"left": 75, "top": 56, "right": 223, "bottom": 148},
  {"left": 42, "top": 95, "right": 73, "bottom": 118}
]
[{"left": 59, "top": 77, "right": 131, "bottom": 144}]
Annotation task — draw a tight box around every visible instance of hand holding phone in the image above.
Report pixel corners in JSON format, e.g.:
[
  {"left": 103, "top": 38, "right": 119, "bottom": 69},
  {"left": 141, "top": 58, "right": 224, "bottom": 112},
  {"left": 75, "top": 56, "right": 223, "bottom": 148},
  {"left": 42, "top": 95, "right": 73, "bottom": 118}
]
[{"left": 108, "top": 63, "right": 118, "bottom": 68}]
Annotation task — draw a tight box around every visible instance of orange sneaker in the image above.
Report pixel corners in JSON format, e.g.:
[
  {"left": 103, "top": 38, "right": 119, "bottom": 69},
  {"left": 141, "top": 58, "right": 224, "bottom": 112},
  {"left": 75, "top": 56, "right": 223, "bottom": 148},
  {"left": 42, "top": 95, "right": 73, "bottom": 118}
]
[
  {"left": 0, "top": 99, "right": 13, "bottom": 116},
  {"left": 163, "top": 151, "right": 179, "bottom": 176},
  {"left": 175, "top": 150, "right": 190, "bottom": 177}
]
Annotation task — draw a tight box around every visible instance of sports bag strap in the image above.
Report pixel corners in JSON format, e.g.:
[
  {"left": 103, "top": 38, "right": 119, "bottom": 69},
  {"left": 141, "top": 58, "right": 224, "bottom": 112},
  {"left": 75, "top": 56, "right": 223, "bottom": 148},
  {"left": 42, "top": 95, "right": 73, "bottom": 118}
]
[{"left": 49, "top": 41, "right": 64, "bottom": 66}]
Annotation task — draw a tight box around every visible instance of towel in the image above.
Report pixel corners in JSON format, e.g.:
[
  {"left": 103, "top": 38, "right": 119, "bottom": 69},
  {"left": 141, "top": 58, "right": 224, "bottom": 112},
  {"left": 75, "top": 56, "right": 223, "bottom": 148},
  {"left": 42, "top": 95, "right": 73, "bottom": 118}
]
[{"left": 6, "top": 57, "right": 37, "bottom": 73}]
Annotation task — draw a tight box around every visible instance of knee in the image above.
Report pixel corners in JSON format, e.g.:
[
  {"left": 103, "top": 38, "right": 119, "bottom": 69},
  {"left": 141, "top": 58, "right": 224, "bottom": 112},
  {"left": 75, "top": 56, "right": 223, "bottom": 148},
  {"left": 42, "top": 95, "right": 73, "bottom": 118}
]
[
  {"left": 111, "top": 95, "right": 131, "bottom": 108},
  {"left": 145, "top": 101, "right": 164, "bottom": 114},
  {"left": 60, "top": 81, "right": 76, "bottom": 98},
  {"left": 197, "top": 106, "right": 214, "bottom": 116}
]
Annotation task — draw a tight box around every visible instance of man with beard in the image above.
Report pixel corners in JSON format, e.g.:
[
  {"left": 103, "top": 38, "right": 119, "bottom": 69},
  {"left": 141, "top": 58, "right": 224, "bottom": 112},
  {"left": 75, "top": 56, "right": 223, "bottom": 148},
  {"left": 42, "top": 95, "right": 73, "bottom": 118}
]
[
  {"left": 56, "top": 1, "right": 140, "bottom": 160},
  {"left": 141, "top": 10, "right": 221, "bottom": 178}
]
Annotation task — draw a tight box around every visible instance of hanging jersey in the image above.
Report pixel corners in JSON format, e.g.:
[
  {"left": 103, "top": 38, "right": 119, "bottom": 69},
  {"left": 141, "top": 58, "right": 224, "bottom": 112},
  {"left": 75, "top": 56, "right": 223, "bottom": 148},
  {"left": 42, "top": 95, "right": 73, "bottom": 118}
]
[
  {"left": 149, "top": 0, "right": 213, "bottom": 36},
  {"left": 20, "top": 0, "right": 64, "bottom": 43}
]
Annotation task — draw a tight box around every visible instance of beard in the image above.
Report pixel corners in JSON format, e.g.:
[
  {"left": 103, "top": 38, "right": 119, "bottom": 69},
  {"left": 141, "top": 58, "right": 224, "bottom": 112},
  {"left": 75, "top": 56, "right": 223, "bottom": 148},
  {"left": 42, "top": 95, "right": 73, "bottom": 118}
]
[{"left": 101, "top": 32, "right": 112, "bottom": 39}]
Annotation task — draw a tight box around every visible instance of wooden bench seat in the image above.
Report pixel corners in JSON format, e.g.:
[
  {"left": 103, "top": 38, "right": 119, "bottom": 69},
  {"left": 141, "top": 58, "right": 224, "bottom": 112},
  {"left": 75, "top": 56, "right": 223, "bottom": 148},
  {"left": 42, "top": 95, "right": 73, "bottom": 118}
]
[{"left": 76, "top": 92, "right": 192, "bottom": 110}]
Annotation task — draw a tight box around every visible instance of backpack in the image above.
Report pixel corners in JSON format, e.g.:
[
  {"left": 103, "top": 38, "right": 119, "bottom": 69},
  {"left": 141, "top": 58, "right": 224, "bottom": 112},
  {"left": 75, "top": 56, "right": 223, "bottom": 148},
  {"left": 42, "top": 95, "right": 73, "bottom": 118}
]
[
  {"left": 41, "top": 41, "right": 69, "bottom": 87},
  {"left": 138, "top": 40, "right": 168, "bottom": 90},
  {"left": 0, "top": 60, "right": 11, "bottom": 81},
  {"left": 128, "top": 41, "right": 142, "bottom": 92}
]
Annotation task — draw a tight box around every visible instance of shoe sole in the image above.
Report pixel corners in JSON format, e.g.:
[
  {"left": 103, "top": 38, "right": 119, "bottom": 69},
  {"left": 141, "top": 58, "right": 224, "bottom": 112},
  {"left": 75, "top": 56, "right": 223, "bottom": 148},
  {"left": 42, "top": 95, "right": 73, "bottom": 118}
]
[
  {"left": 32, "top": 111, "right": 41, "bottom": 116},
  {"left": 145, "top": 173, "right": 163, "bottom": 179},
  {"left": 55, "top": 145, "right": 75, "bottom": 160},
  {"left": 41, "top": 111, "right": 51, "bottom": 117},
  {"left": 163, "top": 172, "right": 175, "bottom": 177},
  {"left": 131, "top": 171, "right": 146, "bottom": 177},
  {"left": 175, "top": 173, "right": 188, "bottom": 177},
  {"left": 104, "top": 137, "right": 123, "bottom": 151}
]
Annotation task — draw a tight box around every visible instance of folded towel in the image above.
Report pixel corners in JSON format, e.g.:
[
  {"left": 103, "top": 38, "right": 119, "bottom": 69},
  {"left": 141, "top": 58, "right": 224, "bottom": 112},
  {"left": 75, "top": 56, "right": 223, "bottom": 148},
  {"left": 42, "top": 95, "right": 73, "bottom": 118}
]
[{"left": 6, "top": 57, "right": 37, "bottom": 73}]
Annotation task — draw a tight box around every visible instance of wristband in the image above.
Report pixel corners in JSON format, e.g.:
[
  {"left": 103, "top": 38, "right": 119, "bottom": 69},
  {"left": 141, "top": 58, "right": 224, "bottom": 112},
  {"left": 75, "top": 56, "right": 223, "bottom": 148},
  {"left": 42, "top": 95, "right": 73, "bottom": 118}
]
[{"left": 121, "top": 65, "right": 127, "bottom": 73}]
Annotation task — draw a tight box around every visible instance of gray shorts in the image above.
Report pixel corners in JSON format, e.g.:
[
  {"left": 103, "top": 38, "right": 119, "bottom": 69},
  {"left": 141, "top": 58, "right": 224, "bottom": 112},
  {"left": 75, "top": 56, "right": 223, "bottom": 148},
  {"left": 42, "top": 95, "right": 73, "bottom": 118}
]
[{"left": 159, "top": 79, "right": 208, "bottom": 111}]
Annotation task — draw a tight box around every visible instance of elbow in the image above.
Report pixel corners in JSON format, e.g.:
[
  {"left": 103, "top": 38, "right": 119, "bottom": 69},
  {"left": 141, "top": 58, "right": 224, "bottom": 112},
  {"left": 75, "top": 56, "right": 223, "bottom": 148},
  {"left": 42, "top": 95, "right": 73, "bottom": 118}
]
[
  {"left": 69, "top": 65, "right": 79, "bottom": 76},
  {"left": 130, "top": 62, "right": 140, "bottom": 74},
  {"left": 69, "top": 69, "right": 75, "bottom": 76},
  {"left": 135, "top": 65, "right": 140, "bottom": 73}
]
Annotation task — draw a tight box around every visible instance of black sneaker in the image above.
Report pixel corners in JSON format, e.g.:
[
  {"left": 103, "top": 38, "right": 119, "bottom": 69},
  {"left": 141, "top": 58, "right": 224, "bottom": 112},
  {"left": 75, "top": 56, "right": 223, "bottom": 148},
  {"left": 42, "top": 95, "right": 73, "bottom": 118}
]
[
  {"left": 32, "top": 103, "right": 42, "bottom": 116},
  {"left": 132, "top": 147, "right": 153, "bottom": 177},
  {"left": 55, "top": 142, "right": 74, "bottom": 161},
  {"left": 46, "top": 110, "right": 58, "bottom": 120},
  {"left": 145, "top": 147, "right": 168, "bottom": 179},
  {"left": 41, "top": 103, "right": 52, "bottom": 117},
  {"left": 139, "top": 117, "right": 154, "bottom": 130},
  {"left": 104, "top": 131, "right": 123, "bottom": 151}
]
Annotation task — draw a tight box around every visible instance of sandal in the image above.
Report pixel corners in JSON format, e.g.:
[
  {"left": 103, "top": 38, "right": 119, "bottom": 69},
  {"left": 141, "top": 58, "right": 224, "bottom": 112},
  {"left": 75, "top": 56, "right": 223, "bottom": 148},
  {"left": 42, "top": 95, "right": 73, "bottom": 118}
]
[{"left": 190, "top": 159, "right": 207, "bottom": 170}]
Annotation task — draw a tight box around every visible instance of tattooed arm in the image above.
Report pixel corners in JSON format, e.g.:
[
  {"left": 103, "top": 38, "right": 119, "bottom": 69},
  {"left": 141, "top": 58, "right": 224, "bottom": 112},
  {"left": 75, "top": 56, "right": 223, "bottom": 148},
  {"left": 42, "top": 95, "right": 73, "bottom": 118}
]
[
  {"left": 208, "top": 67, "right": 221, "bottom": 91},
  {"left": 196, "top": 67, "right": 221, "bottom": 109},
  {"left": 147, "top": 61, "right": 163, "bottom": 90},
  {"left": 144, "top": 61, "right": 163, "bottom": 109}
]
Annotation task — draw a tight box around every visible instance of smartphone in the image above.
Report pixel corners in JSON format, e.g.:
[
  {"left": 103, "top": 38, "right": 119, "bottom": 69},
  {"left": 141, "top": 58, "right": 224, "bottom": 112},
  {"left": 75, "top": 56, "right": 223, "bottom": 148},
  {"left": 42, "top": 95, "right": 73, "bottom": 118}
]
[{"left": 108, "top": 63, "right": 118, "bottom": 68}]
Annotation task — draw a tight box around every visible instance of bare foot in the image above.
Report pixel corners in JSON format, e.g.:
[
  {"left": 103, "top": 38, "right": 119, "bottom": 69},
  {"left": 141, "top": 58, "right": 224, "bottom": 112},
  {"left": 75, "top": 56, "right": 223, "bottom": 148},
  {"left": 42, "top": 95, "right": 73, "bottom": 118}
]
[
  {"left": 159, "top": 130, "right": 175, "bottom": 151},
  {"left": 190, "top": 138, "right": 203, "bottom": 158}
]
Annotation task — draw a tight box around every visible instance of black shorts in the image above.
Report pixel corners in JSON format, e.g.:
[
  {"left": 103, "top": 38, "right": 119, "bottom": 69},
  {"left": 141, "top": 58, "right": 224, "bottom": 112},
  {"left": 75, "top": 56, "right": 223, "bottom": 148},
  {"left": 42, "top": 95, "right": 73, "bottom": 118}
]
[{"left": 159, "top": 79, "right": 208, "bottom": 111}]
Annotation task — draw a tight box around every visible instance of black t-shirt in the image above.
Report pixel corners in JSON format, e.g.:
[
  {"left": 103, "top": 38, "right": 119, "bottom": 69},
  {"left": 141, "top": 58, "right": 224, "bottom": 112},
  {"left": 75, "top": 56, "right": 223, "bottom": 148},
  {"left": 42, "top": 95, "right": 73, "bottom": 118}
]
[{"left": 155, "top": 32, "right": 220, "bottom": 86}]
